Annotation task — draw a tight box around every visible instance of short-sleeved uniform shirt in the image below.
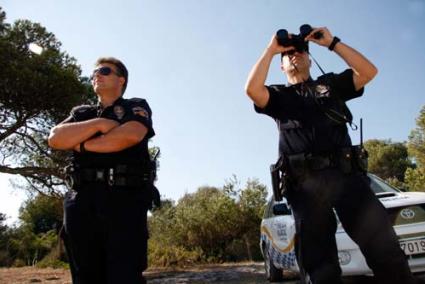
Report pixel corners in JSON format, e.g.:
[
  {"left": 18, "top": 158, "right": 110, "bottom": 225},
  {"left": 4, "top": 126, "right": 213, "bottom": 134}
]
[
  {"left": 62, "top": 97, "right": 155, "bottom": 168},
  {"left": 255, "top": 69, "right": 363, "bottom": 156}
]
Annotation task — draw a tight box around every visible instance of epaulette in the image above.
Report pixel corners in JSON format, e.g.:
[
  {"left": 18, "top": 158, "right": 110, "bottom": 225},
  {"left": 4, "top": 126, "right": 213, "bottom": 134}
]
[
  {"left": 317, "top": 72, "right": 334, "bottom": 82},
  {"left": 71, "top": 104, "right": 95, "bottom": 114},
  {"left": 269, "top": 84, "right": 288, "bottom": 91},
  {"left": 127, "top": 97, "right": 146, "bottom": 103}
]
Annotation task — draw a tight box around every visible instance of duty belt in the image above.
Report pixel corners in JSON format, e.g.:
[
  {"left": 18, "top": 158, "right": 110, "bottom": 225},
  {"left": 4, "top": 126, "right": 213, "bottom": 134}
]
[
  {"left": 286, "top": 145, "right": 368, "bottom": 174},
  {"left": 64, "top": 165, "right": 152, "bottom": 188}
]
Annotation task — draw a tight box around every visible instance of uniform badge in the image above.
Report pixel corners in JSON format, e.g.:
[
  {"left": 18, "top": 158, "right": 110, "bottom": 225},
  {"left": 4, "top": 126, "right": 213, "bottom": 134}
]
[
  {"left": 113, "top": 105, "right": 125, "bottom": 120},
  {"left": 132, "top": 106, "right": 149, "bottom": 118},
  {"left": 315, "top": 84, "right": 330, "bottom": 97}
]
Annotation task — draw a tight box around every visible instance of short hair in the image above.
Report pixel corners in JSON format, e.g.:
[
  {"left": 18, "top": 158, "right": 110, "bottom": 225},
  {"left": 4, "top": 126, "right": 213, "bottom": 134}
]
[{"left": 95, "top": 57, "right": 128, "bottom": 95}]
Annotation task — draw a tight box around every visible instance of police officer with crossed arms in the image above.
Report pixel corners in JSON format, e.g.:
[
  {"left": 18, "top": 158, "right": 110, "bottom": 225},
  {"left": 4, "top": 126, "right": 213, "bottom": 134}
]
[
  {"left": 245, "top": 26, "right": 417, "bottom": 283},
  {"left": 49, "top": 57, "right": 155, "bottom": 284}
]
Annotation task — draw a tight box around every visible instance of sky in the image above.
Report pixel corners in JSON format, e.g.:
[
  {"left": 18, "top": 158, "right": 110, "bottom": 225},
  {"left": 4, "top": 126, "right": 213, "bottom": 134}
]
[{"left": 1, "top": 0, "right": 425, "bottom": 224}]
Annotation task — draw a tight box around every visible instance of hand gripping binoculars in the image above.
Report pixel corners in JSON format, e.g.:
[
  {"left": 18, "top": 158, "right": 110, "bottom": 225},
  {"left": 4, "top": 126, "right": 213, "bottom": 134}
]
[{"left": 276, "top": 24, "right": 323, "bottom": 53}]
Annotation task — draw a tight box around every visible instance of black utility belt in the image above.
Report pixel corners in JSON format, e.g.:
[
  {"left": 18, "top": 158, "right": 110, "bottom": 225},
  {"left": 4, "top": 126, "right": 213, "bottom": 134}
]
[
  {"left": 286, "top": 145, "right": 368, "bottom": 174},
  {"left": 64, "top": 166, "right": 151, "bottom": 188}
]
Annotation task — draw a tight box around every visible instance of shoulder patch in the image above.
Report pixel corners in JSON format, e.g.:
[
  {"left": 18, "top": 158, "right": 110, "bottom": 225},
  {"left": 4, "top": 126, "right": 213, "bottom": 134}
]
[{"left": 132, "top": 106, "right": 149, "bottom": 118}]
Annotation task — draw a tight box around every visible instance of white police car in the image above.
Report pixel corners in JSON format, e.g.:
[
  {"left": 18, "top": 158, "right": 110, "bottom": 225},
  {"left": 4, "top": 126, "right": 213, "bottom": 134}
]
[{"left": 260, "top": 174, "right": 425, "bottom": 282}]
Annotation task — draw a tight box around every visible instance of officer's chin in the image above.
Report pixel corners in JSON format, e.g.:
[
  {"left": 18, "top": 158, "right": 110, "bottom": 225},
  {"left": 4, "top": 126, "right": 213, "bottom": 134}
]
[{"left": 94, "top": 86, "right": 108, "bottom": 95}]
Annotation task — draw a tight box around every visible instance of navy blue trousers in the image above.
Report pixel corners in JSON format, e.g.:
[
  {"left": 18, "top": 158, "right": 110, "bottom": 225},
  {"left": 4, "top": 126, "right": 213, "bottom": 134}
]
[{"left": 62, "top": 185, "right": 149, "bottom": 284}]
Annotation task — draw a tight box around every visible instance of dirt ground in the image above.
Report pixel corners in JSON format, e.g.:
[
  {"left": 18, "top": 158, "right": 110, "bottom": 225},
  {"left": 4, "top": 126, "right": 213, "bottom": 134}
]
[
  {"left": 1, "top": 263, "right": 424, "bottom": 284},
  {"left": 0, "top": 262, "right": 272, "bottom": 284}
]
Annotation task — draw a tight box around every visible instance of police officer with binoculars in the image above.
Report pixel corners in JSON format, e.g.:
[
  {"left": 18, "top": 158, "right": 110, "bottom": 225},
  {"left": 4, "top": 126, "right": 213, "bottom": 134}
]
[{"left": 245, "top": 25, "right": 416, "bottom": 283}]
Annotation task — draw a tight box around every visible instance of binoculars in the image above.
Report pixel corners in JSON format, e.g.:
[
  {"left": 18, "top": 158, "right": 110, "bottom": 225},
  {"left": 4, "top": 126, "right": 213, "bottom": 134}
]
[{"left": 276, "top": 24, "right": 323, "bottom": 52}]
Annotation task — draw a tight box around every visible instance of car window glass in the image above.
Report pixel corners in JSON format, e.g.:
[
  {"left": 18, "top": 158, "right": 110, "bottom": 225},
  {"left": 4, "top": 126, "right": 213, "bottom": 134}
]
[{"left": 368, "top": 175, "right": 399, "bottom": 194}]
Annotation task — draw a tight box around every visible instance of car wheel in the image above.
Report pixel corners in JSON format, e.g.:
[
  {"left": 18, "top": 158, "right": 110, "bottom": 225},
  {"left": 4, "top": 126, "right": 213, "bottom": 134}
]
[{"left": 264, "top": 248, "right": 283, "bottom": 282}]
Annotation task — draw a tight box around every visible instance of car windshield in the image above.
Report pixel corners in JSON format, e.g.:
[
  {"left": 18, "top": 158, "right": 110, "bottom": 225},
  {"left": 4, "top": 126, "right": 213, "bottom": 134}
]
[{"left": 368, "top": 174, "right": 400, "bottom": 194}]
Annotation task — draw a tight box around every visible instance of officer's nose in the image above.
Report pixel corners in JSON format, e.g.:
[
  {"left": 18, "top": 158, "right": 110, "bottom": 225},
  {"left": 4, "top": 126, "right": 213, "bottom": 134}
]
[{"left": 90, "top": 71, "right": 101, "bottom": 82}]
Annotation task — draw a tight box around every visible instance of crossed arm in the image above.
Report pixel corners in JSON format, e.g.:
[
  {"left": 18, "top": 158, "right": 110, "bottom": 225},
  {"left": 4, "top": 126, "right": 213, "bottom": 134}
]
[{"left": 48, "top": 118, "right": 148, "bottom": 153}]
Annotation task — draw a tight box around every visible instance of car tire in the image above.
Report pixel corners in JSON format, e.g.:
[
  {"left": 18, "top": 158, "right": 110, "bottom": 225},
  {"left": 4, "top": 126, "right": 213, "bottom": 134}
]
[{"left": 264, "top": 248, "right": 284, "bottom": 282}]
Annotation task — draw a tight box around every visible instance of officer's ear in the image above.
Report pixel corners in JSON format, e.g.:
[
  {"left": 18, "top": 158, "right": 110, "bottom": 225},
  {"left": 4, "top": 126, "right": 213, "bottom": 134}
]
[
  {"left": 118, "top": 77, "right": 125, "bottom": 88},
  {"left": 280, "top": 61, "right": 288, "bottom": 74}
]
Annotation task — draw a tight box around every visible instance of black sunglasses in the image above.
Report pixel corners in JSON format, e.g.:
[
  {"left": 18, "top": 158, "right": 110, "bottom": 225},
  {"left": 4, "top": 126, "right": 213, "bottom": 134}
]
[{"left": 90, "top": 66, "right": 119, "bottom": 80}]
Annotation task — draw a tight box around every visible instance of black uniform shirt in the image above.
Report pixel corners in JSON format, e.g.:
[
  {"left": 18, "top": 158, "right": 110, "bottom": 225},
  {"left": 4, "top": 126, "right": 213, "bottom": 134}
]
[
  {"left": 63, "top": 97, "right": 155, "bottom": 168},
  {"left": 255, "top": 69, "right": 363, "bottom": 156}
]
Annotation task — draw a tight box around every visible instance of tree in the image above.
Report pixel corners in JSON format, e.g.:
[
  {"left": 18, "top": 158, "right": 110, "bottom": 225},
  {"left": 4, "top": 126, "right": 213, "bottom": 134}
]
[
  {"left": 0, "top": 213, "right": 6, "bottom": 236},
  {"left": 0, "top": 213, "right": 11, "bottom": 266},
  {"left": 406, "top": 106, "right": 425, "bottom": 191},
  {"left": 364, "top": 139, "right": 413, "bottom": 184},
  {"left": 147, "top": 178, "right": 268, "bottom": 266},
  {"left": 0, "top": 195, "right": 65, "bottom": 267},
  {"left": 0, "top": 7, "right": 95, "bottom": 196},
  {"left": 172, "top": 186, "right": 242, "bottom": 260},
  {"left": 237, "top": 179, "right": 267, "bottom": 260},
  {"left": 19, "top": 195, "right": 63, "bottom": 235}
]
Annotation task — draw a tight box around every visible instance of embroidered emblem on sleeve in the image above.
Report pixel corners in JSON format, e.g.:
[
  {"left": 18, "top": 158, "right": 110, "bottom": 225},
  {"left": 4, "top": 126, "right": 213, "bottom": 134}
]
[
  {"left": 113, "top": 105, "right": 125, "bottom": 120},
  {"left": 132, "top": 106, "right": 149, "bottom": 118}
]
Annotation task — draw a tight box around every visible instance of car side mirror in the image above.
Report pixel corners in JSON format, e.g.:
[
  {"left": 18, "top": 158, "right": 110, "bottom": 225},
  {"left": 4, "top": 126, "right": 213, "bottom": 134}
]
[{"left": 273, "top": 203, "right": 292, "bottom": 215}]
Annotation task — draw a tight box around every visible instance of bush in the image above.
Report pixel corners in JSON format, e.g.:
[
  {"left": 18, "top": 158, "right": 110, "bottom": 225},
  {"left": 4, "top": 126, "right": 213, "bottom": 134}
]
[
  {"left": 148, "top": 239, "right": 203, "bottom": 267},
  {"left": 36, "top": 258, "right": 69, "bottom": 269}
]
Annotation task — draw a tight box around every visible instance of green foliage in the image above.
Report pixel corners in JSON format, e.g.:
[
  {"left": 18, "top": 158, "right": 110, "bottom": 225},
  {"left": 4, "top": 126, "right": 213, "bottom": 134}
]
[
  {"left": 148, "top": 239, "right": 203, "bottom": 267},
  {"left": 408, "top": 106, "right": 425, "bottom": 168},
  {"left": 364, "top": 139, "right": 413, "bottom": 184},
  {"left": 173, "top": 186, "right": 241, "bottom": 259},
  {"left": 235, "top": 179, "right": 267, "bottom": 260},
  {"left": 0, "top": 193, "right": 64, "bottom": 267},
  {"left": 36, "top": 246, "right": 69, "bottom": 269},
  {"left": 7, "top": 227, "right": 59, "bottom": 267},
  {"left": 19, "top": 194, "right": 63, "bottom": 234},
  {"left": 406, "top": 106, "right": 425, "bottom": 191},
  {"left": 148, "top": 178, "right": 268, "bottom": 266},
  {"left": 0, "top": 213, "right": 12, "bottom": 266},
  {"left": 0, "top": 6, "right": 95, "bottom": 194},
  {"left": 405, "top": 167, "right": 425, "bottom": 192},
  {"left": 0, "top": 213, "right": 6, "bottom": 235}
]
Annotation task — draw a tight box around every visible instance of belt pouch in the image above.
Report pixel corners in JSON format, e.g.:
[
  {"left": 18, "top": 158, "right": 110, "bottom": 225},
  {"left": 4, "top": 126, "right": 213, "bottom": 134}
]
[{"left": 352, "top": 145, "right": 368, "bottom": 173}]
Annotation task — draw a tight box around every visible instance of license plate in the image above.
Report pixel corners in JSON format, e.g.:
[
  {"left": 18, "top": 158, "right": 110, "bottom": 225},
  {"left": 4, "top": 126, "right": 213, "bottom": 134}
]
[{"left": 400, "top": 239, "right": 425, "bottom": 255}]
